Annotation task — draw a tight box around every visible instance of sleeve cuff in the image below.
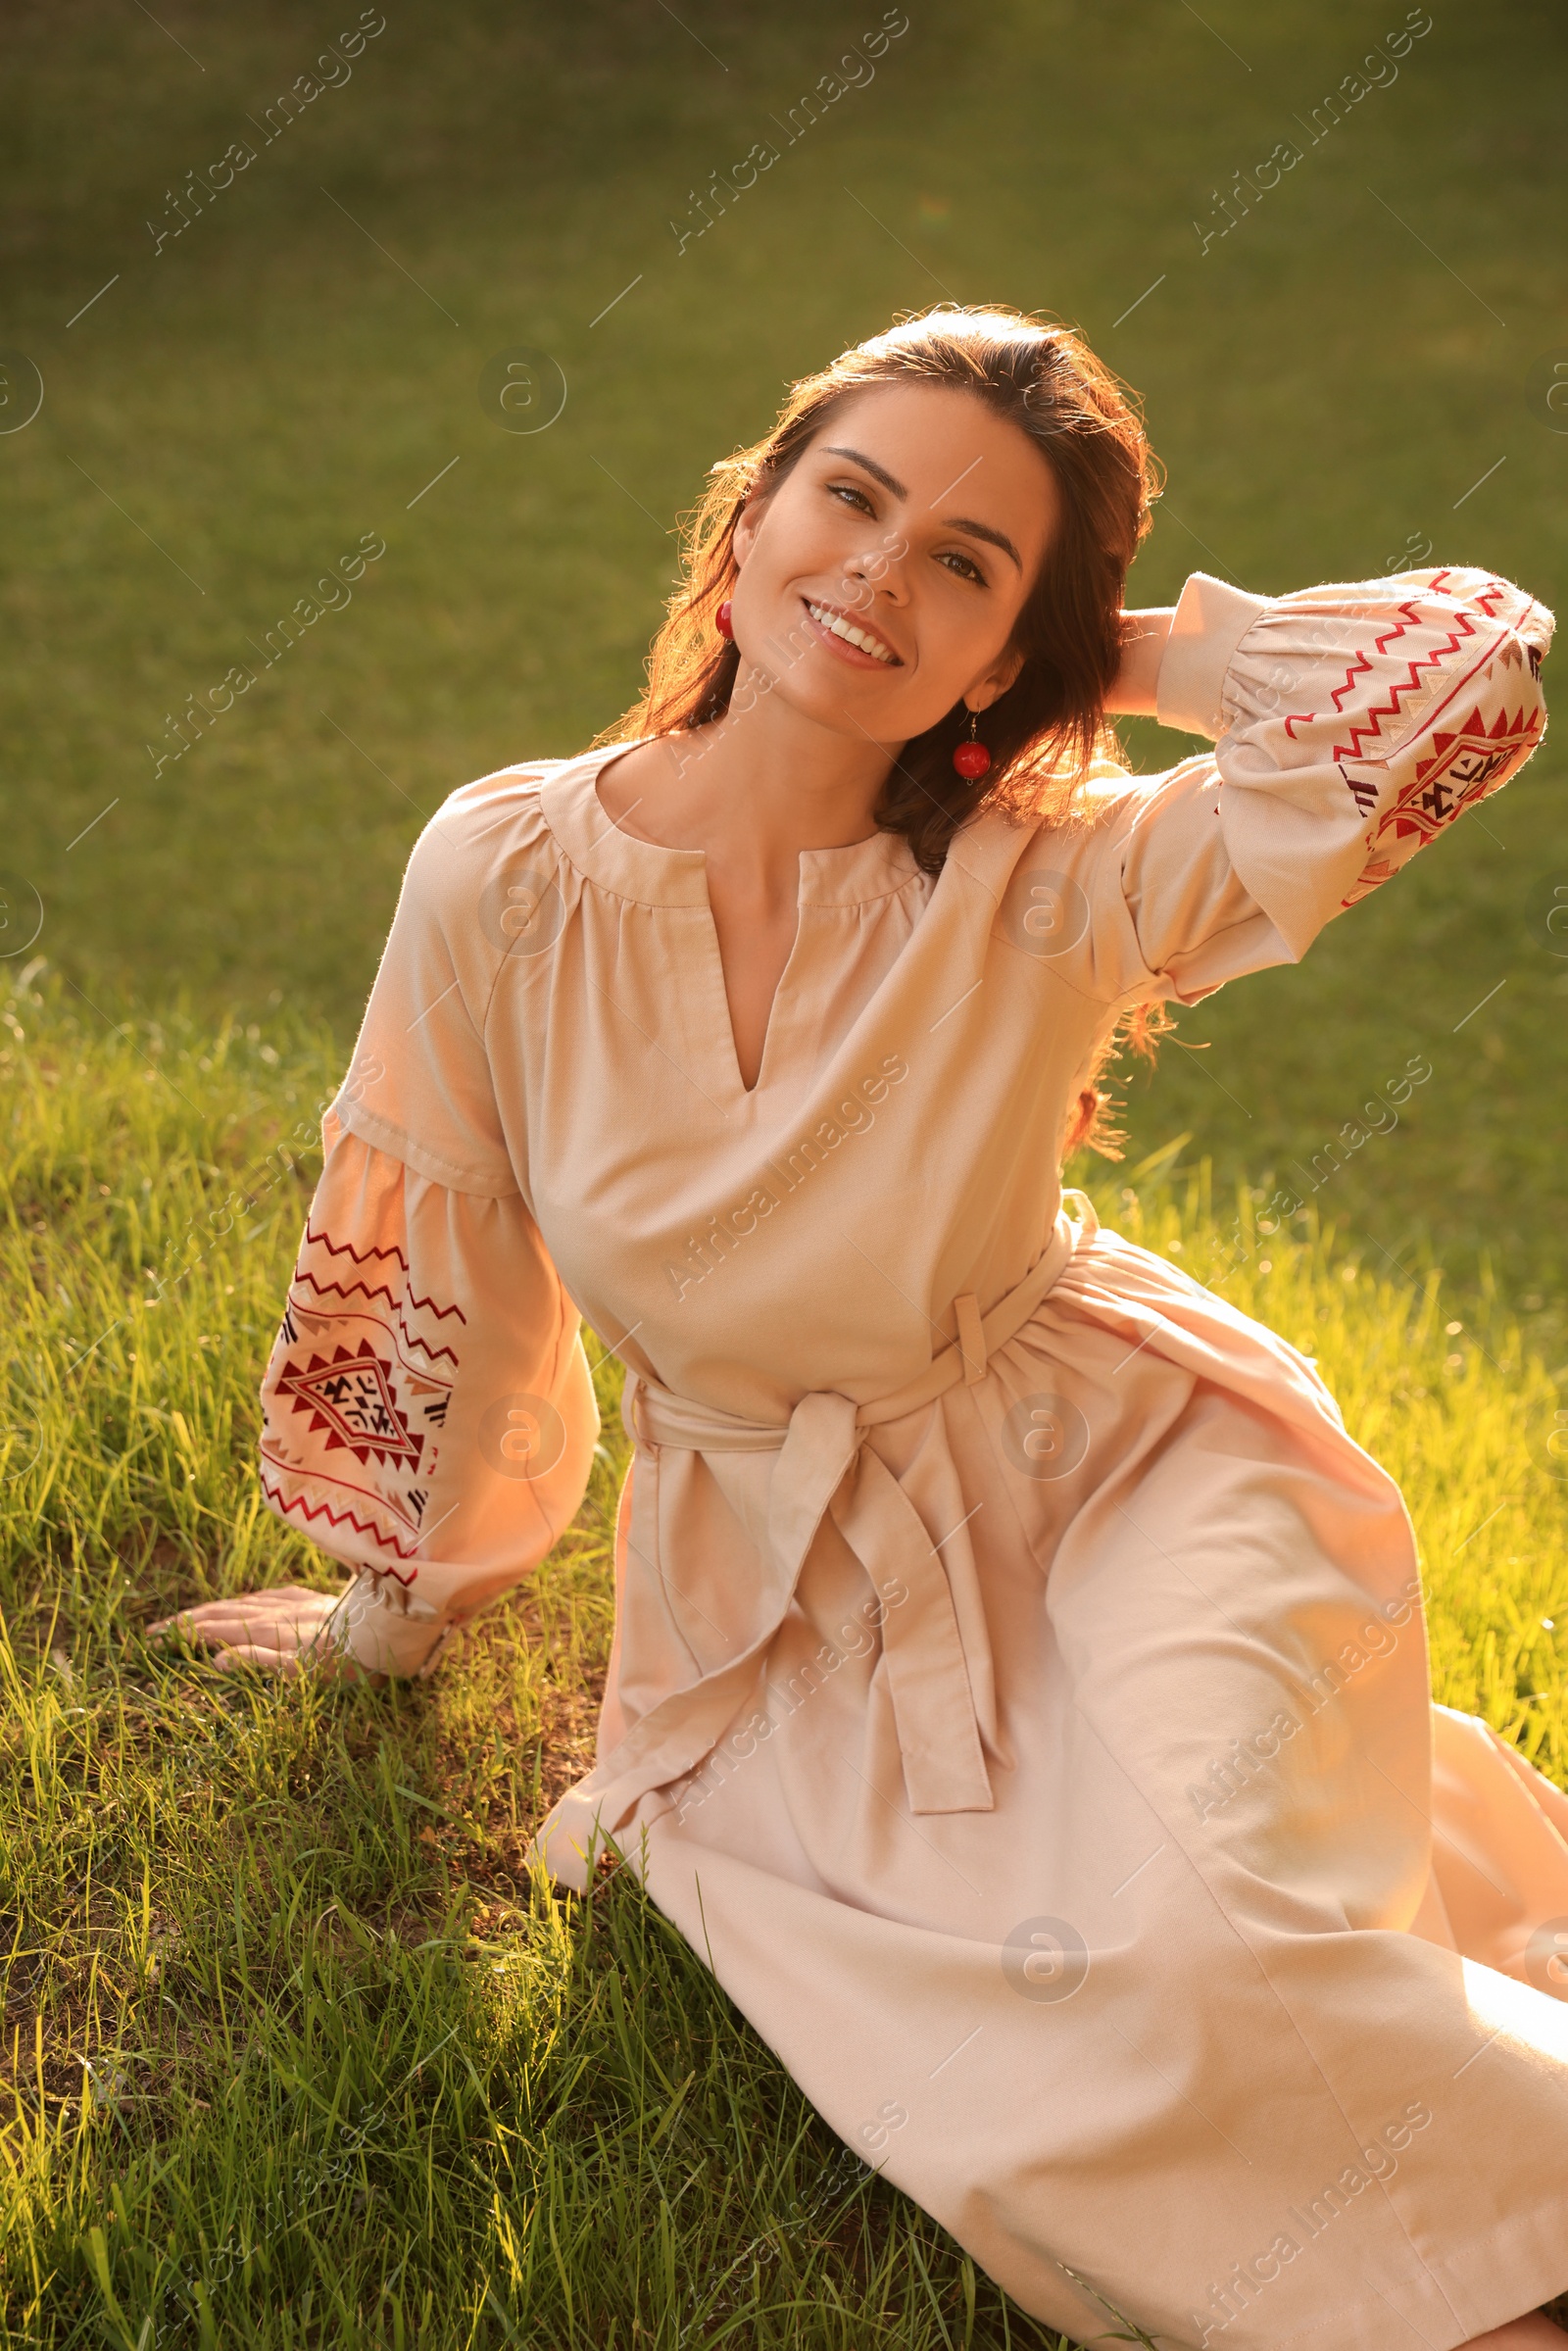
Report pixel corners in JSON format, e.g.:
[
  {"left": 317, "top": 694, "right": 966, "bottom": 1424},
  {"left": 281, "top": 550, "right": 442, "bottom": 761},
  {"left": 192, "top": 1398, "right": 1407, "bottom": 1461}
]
[
  {"left": 1155, "top": 570, "right": 1272, "bottom": 740},
  {"left": 324, "top": 1571, "right": 458, "bottom": 1679}
]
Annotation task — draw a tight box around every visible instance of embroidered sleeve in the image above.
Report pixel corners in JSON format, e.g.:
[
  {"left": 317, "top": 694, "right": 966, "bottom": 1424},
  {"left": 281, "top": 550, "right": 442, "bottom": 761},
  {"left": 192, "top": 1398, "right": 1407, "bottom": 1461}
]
[
  {"left": 1198, "top": 566, "right": 1551, "bottom": 944},
  {"left": 259, "top": 1118, "right": 599, "bottom": 1675},
  {"left": 1076, "top": 566, "right": 1552, "bottom": 1005}
]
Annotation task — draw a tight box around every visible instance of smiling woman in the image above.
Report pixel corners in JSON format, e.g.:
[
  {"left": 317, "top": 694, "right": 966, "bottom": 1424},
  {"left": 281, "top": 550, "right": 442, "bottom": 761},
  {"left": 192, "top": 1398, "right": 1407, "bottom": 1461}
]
[
  {"left": 606, "top": 308, "right": 1156, "bottom": 871},
  {"left": 154, "top": 305, "right": 1568, "bottom": 2351},
  {"left": 593, "top": 311, "right": 1167, "bottom": 1129}
]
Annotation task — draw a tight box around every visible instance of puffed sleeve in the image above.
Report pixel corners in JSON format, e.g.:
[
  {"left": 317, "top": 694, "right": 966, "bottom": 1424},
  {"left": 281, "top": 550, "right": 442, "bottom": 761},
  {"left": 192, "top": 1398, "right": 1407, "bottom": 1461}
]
[
  {"left": 1083, "top": 565, "right": 1553, "bottom": 1005},
  {"left": 258, "top": 1122, "right": 599, "bottom": 1676},
  {"left": 257, "top": 767, "right": 599, "bottom": 1675}
]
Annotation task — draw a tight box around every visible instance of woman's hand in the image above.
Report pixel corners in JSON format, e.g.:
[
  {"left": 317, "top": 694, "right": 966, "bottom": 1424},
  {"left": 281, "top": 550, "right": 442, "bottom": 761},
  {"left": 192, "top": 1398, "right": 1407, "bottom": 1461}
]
[
  {"left": 145, "top": 1584, "right": 378, "bottom": 1681},
  {"left": 1104, "top": 607, "right": 1176, "bottom": 717}
]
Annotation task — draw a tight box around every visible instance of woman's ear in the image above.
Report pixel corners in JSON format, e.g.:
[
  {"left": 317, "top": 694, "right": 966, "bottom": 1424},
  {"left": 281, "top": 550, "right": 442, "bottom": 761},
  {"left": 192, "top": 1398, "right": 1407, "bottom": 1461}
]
[
  {"left": 970, "top": 644, "right": 1027, "bottom": 711},
  {"left": 730, "top": 481, "right": 770, "bottom": 570}
]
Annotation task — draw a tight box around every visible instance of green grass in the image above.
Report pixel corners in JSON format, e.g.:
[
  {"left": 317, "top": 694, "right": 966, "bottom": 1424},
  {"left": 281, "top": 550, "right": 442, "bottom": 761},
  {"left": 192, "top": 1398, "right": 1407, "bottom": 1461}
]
[{"left": 4, "top": 977, "right": 1567, "bottom": 2347}]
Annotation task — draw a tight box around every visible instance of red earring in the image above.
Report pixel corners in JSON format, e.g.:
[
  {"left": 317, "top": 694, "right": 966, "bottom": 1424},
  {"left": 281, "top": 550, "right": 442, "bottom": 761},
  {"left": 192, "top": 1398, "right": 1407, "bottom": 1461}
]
[
  {"left": 952, "top": 708, "right": 992, "bottom": 780},
  {"left": 715, "top": 600, "right": 735, "bottom": 640}
]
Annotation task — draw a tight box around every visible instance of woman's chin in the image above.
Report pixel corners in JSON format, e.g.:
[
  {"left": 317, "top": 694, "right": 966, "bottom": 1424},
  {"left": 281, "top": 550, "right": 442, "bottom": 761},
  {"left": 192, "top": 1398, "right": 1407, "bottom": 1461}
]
[{"left": 737, "top": 676, "right": 914, "bottom": 743}]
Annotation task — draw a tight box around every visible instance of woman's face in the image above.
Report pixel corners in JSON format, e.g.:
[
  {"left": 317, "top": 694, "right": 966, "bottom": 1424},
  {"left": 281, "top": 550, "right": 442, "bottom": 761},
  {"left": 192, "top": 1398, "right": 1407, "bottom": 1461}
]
[{"left": 727, "top": 380, "right": 1061, "bottom": 745}]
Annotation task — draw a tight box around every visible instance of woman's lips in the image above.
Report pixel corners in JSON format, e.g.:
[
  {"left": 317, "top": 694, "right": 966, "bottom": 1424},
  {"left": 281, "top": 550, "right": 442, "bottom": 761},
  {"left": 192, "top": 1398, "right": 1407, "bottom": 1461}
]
[{"left": 799, "top": 596, "right": 903, "bottom": 669}]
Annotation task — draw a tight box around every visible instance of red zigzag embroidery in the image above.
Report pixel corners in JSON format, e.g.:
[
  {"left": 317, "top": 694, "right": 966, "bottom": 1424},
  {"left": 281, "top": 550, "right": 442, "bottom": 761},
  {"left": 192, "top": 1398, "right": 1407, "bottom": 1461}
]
[
  {"left": 289, "top": 1271, "right": 461, "bottom": 1368},
  {"left": 1281, "top": 598, "right": 1483, "bottom": 759},
  {"left": 260, "top": 1471, "right": 420, "bottom": 1575},
  {"left": 302, "top": 1222, "right": 468, "bottom": 1324}
]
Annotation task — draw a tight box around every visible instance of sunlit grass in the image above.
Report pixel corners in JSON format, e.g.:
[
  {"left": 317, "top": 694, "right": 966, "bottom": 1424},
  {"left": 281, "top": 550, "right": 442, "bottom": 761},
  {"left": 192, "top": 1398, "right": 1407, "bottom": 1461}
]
[{"left": 3, "top": 975, "right": 1565, "bottom": 2346}]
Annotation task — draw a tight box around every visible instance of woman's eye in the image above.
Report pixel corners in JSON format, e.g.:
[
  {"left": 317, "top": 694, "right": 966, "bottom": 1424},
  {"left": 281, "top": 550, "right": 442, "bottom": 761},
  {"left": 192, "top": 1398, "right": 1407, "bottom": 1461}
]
[
  {"left": 828, "top": 482, "right": 875, "bottom": 514},
  {"left": 938, "top": 550, "right": 986, "bottom": 585}
]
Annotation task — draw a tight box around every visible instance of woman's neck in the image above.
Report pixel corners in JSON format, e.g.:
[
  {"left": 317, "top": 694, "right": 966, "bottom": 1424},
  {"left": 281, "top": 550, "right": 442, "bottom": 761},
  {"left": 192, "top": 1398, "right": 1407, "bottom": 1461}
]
[
  {"left": 594, "top": 670, "right": 910, "bottom": 1091},
  {"left": 595, "top": 665, "right": 902, "bottom": 888}
]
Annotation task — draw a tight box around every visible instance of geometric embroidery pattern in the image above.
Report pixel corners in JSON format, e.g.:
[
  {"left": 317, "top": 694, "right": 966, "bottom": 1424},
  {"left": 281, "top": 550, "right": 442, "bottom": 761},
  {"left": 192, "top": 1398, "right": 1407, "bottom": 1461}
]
[
  {"left": 274, "top": 1342, "right": 425, "bottom": 1472},
  {"left": 260, "top": 1214, "right": 462, "bottom": 1578},
  {"left": 1287, "top": 579, "right": 1554, "bottom": 914},
  {"left": 295, "top": 1218, "right": 467, "bottom": 1365},
  {"left": 1342, "top": 681, "right": 1544, "bottom": 910},
  {"left": 1383, "top": 698, "right": 1541, "bottom": 842}
]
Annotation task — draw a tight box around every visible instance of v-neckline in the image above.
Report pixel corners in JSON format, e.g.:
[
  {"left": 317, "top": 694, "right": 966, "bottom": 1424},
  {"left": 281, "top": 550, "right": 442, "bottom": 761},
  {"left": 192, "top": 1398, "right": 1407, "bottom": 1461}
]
[
  {"left": 536, "top": 743, "right": 926, "bottom": 1102},
  {"left": 721, "top": 894, "right": 803, "bottom": 1099},
  {"left": 591, "top": 746, "right": 802, "bottom": 1099}
]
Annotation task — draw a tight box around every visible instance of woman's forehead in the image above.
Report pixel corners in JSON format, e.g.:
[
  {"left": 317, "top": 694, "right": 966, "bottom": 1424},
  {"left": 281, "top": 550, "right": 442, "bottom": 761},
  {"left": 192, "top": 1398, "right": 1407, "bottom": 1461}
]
[{"left": 802, "top": 381, "right": 1060, "bottom": 541}]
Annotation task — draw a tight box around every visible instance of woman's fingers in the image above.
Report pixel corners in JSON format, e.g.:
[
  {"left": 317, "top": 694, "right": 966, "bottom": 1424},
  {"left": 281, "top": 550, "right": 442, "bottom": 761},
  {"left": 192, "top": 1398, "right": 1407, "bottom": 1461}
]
[
  {"left": 146, "top": 1586, "right": 344, "bottom": 1653},
  {"left": 212, "top": 1642, "right": 309, "bottom": 1676},
  {"left": 144, "top": 1586, "right": 374, "bottom": 1680},
  {"left": 211, "top": 1637, "right": 367, "bottom": 1684},
  {"left": 148, "top": 1584, "right": 325, "bottom": 1628},
  {"left": 148, "top": 1585, "right": 334, "bottom": 1632},
  {"left": 198, "top": 1613, "right": 315, "bottom": 1654}
]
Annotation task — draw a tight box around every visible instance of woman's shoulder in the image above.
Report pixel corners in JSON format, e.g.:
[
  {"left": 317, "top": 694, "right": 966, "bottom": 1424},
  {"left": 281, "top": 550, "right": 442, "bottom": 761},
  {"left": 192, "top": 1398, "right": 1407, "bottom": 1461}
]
[
  {"left": 995, "top": 753, "right": 1219, "bottom": 867},
  {"left": 399, "top": 755, "right": 581, "bottom": 889},
  {"left": 428, "top": 756, "right": 573, "bottom": 847},
  {"left": 380, "top": 757, "right": 589, "bottom": 971}
]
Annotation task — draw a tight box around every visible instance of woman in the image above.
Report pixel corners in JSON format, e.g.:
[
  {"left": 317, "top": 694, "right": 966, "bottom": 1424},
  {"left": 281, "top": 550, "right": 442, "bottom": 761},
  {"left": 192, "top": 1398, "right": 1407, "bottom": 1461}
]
[{"left": 153, "top": 306, "right": 1568, "bottom": 2349}]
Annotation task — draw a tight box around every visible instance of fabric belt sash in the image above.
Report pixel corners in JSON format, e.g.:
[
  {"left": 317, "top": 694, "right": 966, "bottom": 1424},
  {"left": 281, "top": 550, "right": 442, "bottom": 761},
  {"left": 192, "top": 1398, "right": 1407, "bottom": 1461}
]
[{"left": 531, "top": 1192, "right": 1098, "bottom": 1888}]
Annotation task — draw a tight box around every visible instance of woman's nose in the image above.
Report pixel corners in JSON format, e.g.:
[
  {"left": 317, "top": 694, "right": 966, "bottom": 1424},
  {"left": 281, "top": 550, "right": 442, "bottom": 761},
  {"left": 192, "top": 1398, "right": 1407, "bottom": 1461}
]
[{"left": 843, "top": 549, "right": 909, "bottom": 609}]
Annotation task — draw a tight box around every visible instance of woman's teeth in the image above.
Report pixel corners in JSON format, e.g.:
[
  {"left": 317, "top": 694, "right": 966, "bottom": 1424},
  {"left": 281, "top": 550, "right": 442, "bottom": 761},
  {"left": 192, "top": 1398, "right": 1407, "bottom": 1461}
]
[{"left": 806, "top": 600, "right": 898, "bottom": 663}]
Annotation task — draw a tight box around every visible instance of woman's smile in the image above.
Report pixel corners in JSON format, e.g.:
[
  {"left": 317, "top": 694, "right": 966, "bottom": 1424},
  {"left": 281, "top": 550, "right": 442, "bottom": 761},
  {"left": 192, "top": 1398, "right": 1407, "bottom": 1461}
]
[{"left": 801, "top": 594, "right": 904, "bottom": 667}]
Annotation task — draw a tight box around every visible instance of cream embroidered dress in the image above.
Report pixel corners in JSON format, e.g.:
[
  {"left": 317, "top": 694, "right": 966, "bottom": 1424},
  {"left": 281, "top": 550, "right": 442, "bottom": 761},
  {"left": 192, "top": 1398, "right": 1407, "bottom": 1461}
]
[{"left": 260, "top": 566, "right": 1568, "bottom": 2351}]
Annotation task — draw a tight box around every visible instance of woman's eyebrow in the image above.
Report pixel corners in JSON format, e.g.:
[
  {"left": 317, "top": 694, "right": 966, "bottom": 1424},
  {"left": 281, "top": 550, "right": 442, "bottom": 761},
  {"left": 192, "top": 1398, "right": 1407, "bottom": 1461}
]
[
  {"left": 819, "top": 445, "right": 906, "bottom": 499},
  {"left": 818, "top": 444, "right": 1021, "bottom": 570},
  {"left": 944, "top": 514, "right": 1022, "bottom": 570}
]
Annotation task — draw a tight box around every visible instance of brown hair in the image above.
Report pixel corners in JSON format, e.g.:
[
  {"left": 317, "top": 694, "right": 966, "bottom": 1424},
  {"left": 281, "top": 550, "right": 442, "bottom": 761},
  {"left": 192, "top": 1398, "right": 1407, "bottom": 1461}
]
[{"left": 599, "top": 302, "right": 1168, "bottom": 1156}]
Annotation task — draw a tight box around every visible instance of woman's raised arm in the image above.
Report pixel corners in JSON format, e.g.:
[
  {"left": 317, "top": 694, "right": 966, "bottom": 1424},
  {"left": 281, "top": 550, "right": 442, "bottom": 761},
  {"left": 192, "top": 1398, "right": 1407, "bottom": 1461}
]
[
  {"left": 1068, "top": 564, "right": 1553, "bottom": 1009},
  {"left": 1105, "top": 605, "right": 1176, "bottom": 715}
]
